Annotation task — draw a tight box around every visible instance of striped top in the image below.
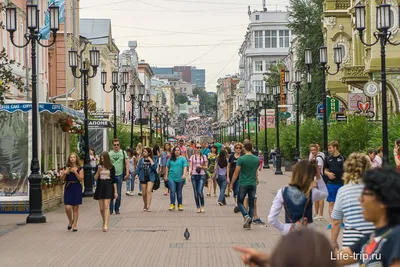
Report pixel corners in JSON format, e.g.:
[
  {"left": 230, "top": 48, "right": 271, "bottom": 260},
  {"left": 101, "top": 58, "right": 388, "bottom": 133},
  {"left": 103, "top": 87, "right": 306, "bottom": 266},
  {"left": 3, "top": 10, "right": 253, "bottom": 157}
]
[{"left": 331, "top": 182, "right": 375, "bottom": 246}]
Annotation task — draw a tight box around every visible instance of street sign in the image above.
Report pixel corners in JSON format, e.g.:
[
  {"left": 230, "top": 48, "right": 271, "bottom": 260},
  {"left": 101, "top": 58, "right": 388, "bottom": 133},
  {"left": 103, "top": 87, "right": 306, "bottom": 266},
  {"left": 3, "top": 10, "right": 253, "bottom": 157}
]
[
  {"left": 88, "top": 120, "right": 114, "bottom": 128},
  {"left": 327, "top": 97, "right": 339, "bottom": 121},
  {"left": 317, "top": 103, "right": 324, "bottom": 120},
  {"left": 279, "top": 112, "right": 291, "bottom": 119},
  {"left": 336, "top": 113, "right": 347, "bottom": 122}
]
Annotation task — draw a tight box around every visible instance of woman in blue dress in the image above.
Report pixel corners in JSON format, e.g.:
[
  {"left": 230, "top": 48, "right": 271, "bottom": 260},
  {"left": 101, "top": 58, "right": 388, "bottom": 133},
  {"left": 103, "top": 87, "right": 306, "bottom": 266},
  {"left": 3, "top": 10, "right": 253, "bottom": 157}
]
[{"left": 61, "top": 152, "right": 84, "bottom": 231}]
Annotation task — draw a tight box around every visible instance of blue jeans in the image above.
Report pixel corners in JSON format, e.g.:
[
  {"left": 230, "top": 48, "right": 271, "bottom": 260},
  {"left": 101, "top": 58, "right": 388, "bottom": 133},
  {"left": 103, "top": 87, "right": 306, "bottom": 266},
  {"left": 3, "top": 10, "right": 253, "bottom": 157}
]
[
  {"left": 191, "top": 175, "right": 205, "bottom": 208},
  {"left": 216, "top": 175, "right": 228, "bottom": 204},
  {"left": 110, "top": 174, "right": 123, "bottom": 212},
  {"left": 126, "top": 172, "right": 133, "bottom": 191},
  {"left": 233, "top": 179, "right": 239, "bottom": 198},
  {"left": 238, "top": 185, "right": 256, "bottom": 219},
  {"left": 168, "top": 180, "right": 183, "bottom": 205}
]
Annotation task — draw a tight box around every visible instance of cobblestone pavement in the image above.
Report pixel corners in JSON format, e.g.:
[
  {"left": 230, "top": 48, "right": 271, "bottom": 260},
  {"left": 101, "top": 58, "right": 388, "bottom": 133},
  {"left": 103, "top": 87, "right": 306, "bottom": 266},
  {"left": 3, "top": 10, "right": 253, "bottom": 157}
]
[{"left": 0, "top": 168, "right": 336, "bottom": 267}]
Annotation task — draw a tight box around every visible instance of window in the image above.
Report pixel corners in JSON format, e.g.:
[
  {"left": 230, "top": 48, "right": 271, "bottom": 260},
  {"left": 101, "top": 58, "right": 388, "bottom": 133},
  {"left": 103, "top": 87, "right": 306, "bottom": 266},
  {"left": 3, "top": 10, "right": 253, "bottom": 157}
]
[
  {"left": 254, "top": 80, "right": 264, "bottom": 93},
  {"left": 254, "top": 61, "right": 263, "bottom": 72},
  {"left": 254, "top": 30, "right": 263, "bottom": 48},
  {"left": 279, "top": 30, "right": 290, "bottom": 48},
  {"left": 255, "top": 15, "right": 260, "bottom": 20},
  {"left": 265, "top": 30, "right": 277, "bottom": 48}
]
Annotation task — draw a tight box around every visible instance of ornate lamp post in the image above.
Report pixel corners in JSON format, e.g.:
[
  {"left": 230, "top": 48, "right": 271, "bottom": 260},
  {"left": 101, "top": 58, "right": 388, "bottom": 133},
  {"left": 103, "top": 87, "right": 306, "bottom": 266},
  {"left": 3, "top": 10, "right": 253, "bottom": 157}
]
[
  {"left": 249, "top": 99, "right": 259, "bottom": 152},
  {"left": 153, "top": 97, "right": 162, "bottom": 145},
  {"left": 304, "top": 45, "right": 342, "bottom": 156},
  {"left": 246, "top": 104, "right": 251, "bottom": 140},
  {"left": 101, "top": 70, "right": 129, "bottom": 138},
  {"left": 284, "top": 69, "right": 302, "bottom": 161},
  {"left": 354, "top": 2, "right": 400, "bottom": 165},
  {"left": 259, "top": 93, "right": 270, "bottom": 169},
  {"left": 6, "top": 3, "right": 60, "bottom": 223},
  {"left": 138, "top": 87, "right": 150, "bottom": 145},
  {"left": 122, "top": 85, "right": 139, "bottom": 148},
  {"left": 161, "top": 106, "right": 169, "bottom": 141},
  {"left": 68, "top": 45, "right": 100, "bottom": 197},
  {"left": 268, "top": 86, "right": 283, "bottom": 175},
  {"left": 145, "top": 97, "right": 154, "bottom": 145},
  {"left": 239, "top": 106, "right": 246, "bottom": 142}
]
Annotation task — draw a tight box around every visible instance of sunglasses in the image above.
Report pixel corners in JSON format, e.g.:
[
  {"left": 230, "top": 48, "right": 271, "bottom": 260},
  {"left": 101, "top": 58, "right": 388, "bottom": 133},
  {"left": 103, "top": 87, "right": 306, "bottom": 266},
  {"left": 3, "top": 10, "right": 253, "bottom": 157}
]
[
  {"left": 235, "top": 147, "right": 242, "bottom": 149},
  {"left": 113, "top": 144, "right": 120, "bottom": 147},
  {"left": 196, "top": 147, "right": 201, "bottom": 149}
]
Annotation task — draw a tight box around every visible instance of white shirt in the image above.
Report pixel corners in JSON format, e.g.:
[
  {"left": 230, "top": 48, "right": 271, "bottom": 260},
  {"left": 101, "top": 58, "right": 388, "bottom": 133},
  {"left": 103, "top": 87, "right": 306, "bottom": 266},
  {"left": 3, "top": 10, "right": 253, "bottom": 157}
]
[
  {"left": 268, "top": 178, "right": 328, "bottom": 235},
  {"left": 371, "top": 155, "right": 382, "bottom": 168}
]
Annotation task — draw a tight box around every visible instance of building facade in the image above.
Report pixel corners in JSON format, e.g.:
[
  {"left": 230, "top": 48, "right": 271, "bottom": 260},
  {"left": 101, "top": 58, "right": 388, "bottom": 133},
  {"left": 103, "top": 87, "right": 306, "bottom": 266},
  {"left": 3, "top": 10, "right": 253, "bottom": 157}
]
[{"left": 238, "top": 10, "right": 292, "bottom": 102}]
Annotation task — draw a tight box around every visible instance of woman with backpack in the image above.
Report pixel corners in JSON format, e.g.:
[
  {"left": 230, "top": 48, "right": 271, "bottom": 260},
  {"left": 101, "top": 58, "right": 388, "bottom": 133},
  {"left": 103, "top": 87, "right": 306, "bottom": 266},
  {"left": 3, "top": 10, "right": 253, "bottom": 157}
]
[
  {"left": 268, "top": 160, "right": 328, "bottom": 235},
  {"left": 214, "top": 149, "right": 230, "bottom": 206},
  {"left": 188, "top": 144, "right": 208, "bottom": 213},
  {"left": 135, "top": 147, "right": 158, "bottom": 212}
]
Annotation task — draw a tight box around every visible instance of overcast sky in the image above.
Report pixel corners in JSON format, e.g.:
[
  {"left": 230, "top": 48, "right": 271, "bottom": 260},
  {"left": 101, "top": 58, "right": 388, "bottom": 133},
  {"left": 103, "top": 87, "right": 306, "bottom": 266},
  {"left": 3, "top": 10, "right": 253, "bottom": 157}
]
[{"left": 80, "top": 0, "right": 288, "bottom": 92}]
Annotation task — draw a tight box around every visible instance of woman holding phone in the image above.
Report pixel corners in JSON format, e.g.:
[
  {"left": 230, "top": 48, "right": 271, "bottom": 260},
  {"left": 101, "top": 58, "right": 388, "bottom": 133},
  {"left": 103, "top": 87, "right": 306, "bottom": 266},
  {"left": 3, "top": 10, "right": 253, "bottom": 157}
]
[
  {"left": 61, "top": 153, "right": 84, "bottom": 232},
  {"left": 94, "top": 151, "right": 118, "bottom": 232},
  {"left": 135, "top": 147, "right": 158, "bottom": 212}
]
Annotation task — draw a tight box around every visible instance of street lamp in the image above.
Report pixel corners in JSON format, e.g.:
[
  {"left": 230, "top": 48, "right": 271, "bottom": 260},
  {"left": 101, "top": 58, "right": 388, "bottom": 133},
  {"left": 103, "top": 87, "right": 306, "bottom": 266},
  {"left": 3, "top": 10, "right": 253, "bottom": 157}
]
[
  {"left": 238, "top": 106, "right": 246, "bottom": 142},
  {"left": 355, "top": 2, "right": 400, "bottom": 165},
  {"left": 138, "top": 86, "right": 150, "bottom": 145},
  {"left": 68, "top": 45, "right": 100, "bottom": 197},
  {"left": 161, "top": 106, "right": 170, "bottom": 141},
  {"left": 268, "top": 86, "right": 283, "bottom": 175},
  {"left": 122, "top": 85, "right": 139, "bottom": 148},
  {"left": 304, "top": 45, "right": 342, "bottom": 156},
  {"left": 145, "top": 96, "right": 154, "bottom": 145},
  {"left": 250, "top": 99, "right": 259, "bottom": 153},
  {"left": 284, "top": 69, "right": 303, "bottom": 161},
  {"left": 6, "top": 3, "right": 60, "bottom": 223},
  {"left": 101, "top": 70, "right": 129, "bottom": 138},
  {"left": 259, "top": 93, "right": 270, "bottom": 169}
]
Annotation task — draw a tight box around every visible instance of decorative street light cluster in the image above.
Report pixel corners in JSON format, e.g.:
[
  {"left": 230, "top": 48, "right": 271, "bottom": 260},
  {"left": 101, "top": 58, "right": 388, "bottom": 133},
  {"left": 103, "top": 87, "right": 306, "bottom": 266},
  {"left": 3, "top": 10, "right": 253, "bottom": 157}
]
[
  {"left": 69, "top": 45, "right": 100, "bottom": 198},
  {"left": 304, "top": 44, "right": 343, "bottom": 157},
  {"left": 6, "top": 3, "right": 60, "bottom": 223},
  {"left": 354, "top": 2, "right": 400, "bottom": 165},
  {"left": 267, "top": 86, "right": 283, "bottom": 175},
  {"left": 101, "top": 70, "right": 129, "bottom": 139},
  {"left": 122, "top": 84, "right": 139, "bottom": 148}
]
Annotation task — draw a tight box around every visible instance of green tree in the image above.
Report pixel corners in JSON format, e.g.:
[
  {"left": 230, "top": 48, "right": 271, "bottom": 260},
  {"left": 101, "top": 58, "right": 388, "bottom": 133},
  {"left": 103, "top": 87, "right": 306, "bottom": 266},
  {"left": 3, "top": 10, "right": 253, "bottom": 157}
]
[
  {"left": 175, "top": 93, "right": 188, "bottom": 104},
  {"left": 0, "top": 4, "right": 25, "bottom": 103},
  {"left": 287, "top": 0, "right": 324, "bottom": 118},
  {"left": 193, "top": 87, "right": 217, "bottom": 116}
]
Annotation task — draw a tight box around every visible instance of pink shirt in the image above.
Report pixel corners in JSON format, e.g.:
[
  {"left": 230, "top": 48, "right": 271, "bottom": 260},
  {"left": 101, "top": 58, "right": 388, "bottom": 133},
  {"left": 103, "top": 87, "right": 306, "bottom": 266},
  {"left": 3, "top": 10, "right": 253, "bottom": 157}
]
[
  {"left": 179, "top": 145, "right": 187, "bottom": 158},
  {"left": 189, "top": 154, "right": 207, "bottom": 175}
]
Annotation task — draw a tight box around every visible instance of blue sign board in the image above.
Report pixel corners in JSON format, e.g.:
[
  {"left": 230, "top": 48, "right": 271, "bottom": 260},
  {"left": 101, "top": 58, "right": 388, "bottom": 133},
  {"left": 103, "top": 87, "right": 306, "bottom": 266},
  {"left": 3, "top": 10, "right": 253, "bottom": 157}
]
[
  {"left": 317, "top": 103, "right": 324, "bottom": 120},
  {"left": 0, "top": 102, "right": 84, "bottom": 120}
]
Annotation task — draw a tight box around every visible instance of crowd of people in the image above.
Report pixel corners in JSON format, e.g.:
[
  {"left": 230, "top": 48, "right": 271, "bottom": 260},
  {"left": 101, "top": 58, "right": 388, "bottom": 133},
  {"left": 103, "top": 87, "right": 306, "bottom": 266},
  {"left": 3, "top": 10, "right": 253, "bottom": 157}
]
[
  {"left": 184, "top": 116, "right": 213, "bottom": 137},
  {"left": 59, "top": 137, "right": 400, "bottom": 267}
]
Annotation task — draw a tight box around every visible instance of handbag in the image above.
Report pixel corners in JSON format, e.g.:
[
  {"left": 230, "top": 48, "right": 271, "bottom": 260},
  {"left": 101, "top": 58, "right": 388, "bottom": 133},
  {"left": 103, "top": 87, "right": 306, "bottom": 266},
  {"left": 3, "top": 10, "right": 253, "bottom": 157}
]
[
  {"left": 282, "top": 187, "right": 310, "bottom": 232},
  {"left": 153, "top": 173, "right": 160, "bottom": 190},
  {"left": 122, "top": 150, "right": 127, "bottom": 180}
]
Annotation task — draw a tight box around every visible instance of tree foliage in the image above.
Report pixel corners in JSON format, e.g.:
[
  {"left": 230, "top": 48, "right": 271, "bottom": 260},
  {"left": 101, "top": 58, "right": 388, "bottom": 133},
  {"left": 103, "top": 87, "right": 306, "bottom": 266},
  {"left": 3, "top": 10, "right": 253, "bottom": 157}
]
[
  {"left": 175, "top": 93, "right": 188, "bottom": 104},
  {"left": 0, "top": 4, "right": 25, "bottom": 103},
  {"left": 0, "top": 48, "right": 25, "bottom": 104},
  {"left": 287, "top": 0, "right": 324, "bottom": 118},
  {"left": 193, "top": 87, "right": 217, "bottom": 116}
]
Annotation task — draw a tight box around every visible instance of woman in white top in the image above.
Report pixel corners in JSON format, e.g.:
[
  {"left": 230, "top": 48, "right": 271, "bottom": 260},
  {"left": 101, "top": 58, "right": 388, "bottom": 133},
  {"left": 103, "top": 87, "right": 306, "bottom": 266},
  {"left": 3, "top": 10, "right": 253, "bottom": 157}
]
[
  {"left": 268, "top": 160, "right": 328, "bottom": 235},
  {"left": 125, "top": 148, "right": 136, "bottom": 196},
  {"left": 94, "top": 152, "right": 117, "bottom": 232},
  {"left": 188, "top": 144, "right": 208, "bottom": 213}
]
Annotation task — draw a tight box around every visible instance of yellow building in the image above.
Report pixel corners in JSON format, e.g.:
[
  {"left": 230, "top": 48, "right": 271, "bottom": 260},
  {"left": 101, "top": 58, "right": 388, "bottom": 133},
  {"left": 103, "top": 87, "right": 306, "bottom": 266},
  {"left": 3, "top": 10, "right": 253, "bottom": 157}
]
[{"left": 323, "top": 0, "right": 400, "bottom": 117}]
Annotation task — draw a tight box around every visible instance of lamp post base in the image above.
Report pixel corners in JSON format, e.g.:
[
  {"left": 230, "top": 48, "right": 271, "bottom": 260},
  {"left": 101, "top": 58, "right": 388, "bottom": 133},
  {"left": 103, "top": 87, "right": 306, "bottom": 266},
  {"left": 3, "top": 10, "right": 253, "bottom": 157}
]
[
  {"left": 294, "top": 147, "right": 300, "bottom": 162},
  {"left": 82, "top": 163, "right": 94, "bottom": 197},
  {"left": 263, "top": 149, "right": 270, "bottom": 169},
  {"left": 26, "top": 170, "right": 46, "bottom": 224},
  {"left": 275, "top": 151, "right": 283, "bottom": 175}
]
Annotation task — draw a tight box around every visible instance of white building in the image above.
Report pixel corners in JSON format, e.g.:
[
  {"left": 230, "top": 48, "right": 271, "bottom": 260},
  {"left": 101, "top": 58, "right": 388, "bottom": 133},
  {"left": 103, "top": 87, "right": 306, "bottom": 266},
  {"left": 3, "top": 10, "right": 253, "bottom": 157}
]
[{"left": 238, "top": 9, "right": 292, "bottom": 103}]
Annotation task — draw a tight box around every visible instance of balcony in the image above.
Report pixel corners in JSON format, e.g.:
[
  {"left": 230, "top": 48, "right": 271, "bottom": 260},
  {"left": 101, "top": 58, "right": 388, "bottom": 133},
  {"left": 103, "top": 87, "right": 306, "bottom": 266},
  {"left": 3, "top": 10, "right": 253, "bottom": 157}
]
[
  {"left": 335, "top": 0, "right": 350, "bottom": 10},
  {"left": 340, "top": 65, "right": 369, "bottom": 89}
]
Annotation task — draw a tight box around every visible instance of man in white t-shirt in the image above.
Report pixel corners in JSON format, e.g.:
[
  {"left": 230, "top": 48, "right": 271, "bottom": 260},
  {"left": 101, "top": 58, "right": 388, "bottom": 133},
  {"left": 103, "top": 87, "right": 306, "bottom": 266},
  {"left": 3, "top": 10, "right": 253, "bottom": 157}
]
[{"left": 309, "top": 143, "right": 325, "bottom": 220}]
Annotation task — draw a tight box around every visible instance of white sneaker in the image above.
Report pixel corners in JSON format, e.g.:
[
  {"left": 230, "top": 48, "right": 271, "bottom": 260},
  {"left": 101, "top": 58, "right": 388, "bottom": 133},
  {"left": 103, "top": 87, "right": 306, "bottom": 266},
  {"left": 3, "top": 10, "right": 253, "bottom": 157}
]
[
  {"left": 317, "top": 215, "right": 324, "bottom": 220},
  {"left": 126, "top": 191, "right": 131, "bottom": 196}
]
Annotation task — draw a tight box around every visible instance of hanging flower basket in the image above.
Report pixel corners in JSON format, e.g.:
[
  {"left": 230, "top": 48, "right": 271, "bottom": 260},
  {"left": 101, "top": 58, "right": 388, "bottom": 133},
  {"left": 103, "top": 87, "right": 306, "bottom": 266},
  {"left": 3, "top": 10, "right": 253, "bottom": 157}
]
[{"left": 58, "top": 116, "right": 74, "bottom": 132}]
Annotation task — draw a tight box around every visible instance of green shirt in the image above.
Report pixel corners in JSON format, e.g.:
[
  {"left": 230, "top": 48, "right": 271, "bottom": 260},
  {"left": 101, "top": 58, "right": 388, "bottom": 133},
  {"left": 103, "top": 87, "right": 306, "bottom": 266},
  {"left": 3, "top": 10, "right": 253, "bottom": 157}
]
[
  {"left": 109, "top": 150, "right": 127, "bottom": 176},
  {"left": 167, "top": 156, "right": 189, "bottom": 182},
  {"left": 237, "top": 154, "right": 259, "bottom": 186}
]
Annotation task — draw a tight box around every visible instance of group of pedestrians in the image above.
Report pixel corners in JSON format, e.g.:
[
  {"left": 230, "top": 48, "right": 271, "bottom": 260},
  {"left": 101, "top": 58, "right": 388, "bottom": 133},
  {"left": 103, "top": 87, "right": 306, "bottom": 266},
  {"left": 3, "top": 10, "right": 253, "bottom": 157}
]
[{"left": 60, "top": 138, "right": 266, "bottom": 231}]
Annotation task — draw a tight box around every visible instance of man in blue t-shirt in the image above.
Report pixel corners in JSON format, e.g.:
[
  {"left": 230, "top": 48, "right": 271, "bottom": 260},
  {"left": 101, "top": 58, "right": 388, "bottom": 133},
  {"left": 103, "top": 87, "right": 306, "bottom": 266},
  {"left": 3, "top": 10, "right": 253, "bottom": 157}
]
[{"left": 324, "top": 140, "right": 345, "bottom": 230}]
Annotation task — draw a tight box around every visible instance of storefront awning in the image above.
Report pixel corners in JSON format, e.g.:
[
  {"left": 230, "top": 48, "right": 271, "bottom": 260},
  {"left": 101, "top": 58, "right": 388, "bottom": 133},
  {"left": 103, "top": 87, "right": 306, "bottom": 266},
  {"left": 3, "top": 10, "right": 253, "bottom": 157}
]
[{"left": 0, "top": 102, "right": 85, "bottom": 120}]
